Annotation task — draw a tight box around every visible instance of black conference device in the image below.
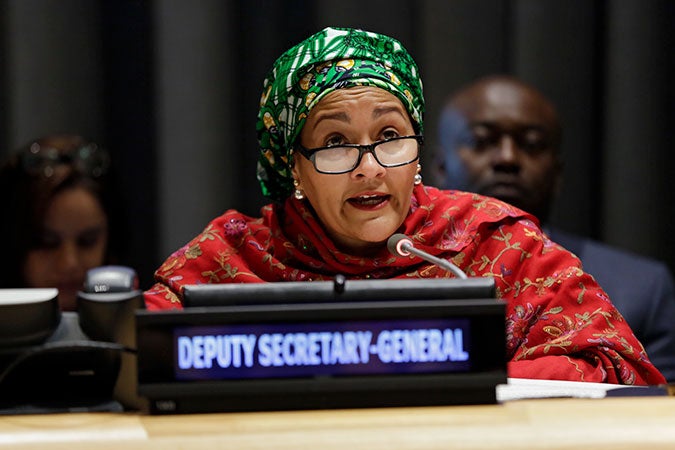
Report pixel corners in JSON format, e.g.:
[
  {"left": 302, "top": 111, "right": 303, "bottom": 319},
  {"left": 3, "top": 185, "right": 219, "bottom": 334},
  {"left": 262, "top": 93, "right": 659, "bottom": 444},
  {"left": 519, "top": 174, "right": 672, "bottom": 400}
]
[
  {"left": 0, "top": 285, "right": 122, "bottom": 413},
  {"left": 0, "top": 266, "right": 145, "bottom": 413},
  {"left": 0, "top": 288, "right": 60, "bottom": 349},
  {"left": 77, "top": 265, "right": 144, "bottom": 345}
]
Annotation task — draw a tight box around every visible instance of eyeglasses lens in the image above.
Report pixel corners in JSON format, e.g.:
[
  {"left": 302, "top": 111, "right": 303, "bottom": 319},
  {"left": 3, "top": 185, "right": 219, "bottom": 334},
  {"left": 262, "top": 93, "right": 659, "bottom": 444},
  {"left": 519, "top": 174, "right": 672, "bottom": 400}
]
[{"left": 314, "top": 137, "right": 419, "bottom": 173}]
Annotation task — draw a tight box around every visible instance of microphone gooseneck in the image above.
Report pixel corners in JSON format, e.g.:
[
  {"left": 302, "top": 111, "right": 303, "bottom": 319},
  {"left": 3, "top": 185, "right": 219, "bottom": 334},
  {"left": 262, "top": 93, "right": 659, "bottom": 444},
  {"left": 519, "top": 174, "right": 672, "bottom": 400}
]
[{"left": 387, "top": 234, "right": 468, "bottom": 279}]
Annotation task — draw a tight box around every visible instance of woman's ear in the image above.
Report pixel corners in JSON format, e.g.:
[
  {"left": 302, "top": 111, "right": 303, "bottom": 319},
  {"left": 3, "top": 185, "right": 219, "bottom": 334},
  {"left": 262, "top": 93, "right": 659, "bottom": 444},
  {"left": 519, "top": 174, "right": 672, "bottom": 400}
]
[
  {"left": 290, "top": 155, "right": 301, "bottom": 187},
  {"left": 290, "top": 159, "right": 306, "bottom": 201}
]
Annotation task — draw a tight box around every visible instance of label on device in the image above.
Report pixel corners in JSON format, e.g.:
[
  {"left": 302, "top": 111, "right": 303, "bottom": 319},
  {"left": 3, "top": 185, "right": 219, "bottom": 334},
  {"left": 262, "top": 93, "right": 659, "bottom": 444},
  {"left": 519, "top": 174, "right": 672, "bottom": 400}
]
[{"left": 174, "top": 318, "right": 471, "bottom": 380}]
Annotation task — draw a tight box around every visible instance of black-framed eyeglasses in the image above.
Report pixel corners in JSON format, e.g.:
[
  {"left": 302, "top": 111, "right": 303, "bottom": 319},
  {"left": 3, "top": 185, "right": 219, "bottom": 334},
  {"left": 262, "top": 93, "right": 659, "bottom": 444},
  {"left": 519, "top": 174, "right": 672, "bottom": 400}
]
[
  {"left": 21, "top": 142, "right": 110, "bottom": 178},
  {"left": 296, "top": 135, "right": 423, "bottom": 174}
]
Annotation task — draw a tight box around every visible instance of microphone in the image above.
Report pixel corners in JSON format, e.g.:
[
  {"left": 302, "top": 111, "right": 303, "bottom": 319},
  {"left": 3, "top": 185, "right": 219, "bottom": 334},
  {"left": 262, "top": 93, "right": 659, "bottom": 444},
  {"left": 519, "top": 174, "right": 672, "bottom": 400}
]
[{"left": 387, "top": 233, "right": 468, "bottom": 279}]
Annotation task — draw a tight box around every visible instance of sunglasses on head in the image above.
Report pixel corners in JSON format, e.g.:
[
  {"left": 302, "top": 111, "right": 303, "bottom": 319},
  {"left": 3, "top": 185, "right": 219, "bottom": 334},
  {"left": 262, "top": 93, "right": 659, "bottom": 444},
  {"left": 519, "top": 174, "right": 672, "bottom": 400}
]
[{"left": 21, "top": 142, "right": 110, "bottom": 178}]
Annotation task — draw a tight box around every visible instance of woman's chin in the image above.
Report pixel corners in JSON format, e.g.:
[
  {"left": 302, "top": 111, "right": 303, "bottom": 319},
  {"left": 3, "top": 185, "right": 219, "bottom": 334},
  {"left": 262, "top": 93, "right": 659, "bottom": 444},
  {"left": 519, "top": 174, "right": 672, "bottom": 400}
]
[{"left": 335, "top": 231, "right": 397, "bottom": 256}]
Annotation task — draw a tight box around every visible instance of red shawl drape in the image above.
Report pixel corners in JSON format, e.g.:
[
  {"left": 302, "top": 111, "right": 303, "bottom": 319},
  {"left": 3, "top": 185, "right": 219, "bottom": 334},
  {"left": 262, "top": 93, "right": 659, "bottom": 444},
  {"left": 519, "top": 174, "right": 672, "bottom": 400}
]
[{"left": 145, "top": 184, "right": 665, "bottom": 385}]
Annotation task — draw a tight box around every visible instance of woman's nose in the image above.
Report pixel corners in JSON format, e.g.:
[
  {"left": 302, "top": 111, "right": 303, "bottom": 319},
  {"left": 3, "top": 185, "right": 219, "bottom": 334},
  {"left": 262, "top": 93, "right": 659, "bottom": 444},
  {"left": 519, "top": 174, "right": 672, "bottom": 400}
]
[
  {"left": 352, "top": 151, "right": 386, "bottom": 179},
  {"left": 55, "top": 242, "right": 80, "bottom": 270}
]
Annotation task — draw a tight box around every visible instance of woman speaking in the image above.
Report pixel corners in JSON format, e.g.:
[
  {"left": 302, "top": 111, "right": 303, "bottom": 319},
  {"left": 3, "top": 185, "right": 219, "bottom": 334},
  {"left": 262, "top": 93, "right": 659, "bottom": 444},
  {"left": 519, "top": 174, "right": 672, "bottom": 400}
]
[{"left": 144, "top": 27, "right": 664, "bottom": 385}]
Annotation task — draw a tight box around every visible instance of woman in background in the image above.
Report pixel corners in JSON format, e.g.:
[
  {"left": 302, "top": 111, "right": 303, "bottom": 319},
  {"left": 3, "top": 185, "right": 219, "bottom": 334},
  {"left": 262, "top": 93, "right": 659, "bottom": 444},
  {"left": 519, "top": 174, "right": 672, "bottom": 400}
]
[
  {"left": 0, "top": 134, "right": 120, "bottom": 311},
  {"left": 144, "top": 27, "right": 665, "bottom": 385}
]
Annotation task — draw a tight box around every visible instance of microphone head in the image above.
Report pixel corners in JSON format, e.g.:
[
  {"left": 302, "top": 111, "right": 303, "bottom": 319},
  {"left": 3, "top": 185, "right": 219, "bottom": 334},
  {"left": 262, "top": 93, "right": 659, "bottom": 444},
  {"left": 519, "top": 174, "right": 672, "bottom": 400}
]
[{"left": 387, "top": 233, "right": 413, "bottom": 257}]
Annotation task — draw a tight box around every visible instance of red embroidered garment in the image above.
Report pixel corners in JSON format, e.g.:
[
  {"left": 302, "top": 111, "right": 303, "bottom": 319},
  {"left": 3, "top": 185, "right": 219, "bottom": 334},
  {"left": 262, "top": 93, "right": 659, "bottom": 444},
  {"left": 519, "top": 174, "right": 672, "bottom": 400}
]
[{"left": 145, "top": 185, "right": 665, "bottom": 385}]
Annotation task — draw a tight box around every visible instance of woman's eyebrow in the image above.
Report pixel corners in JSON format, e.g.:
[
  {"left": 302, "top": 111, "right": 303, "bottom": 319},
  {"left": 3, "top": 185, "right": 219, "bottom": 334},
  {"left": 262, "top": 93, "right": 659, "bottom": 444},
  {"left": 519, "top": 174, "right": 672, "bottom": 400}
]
[
  {"left": 311, "top": 111, "right": 350, "bottom": 129},
  {"left": 372, "top": 105, "right": 406, "bottom": 119},
  {"left": 310, "top": 104, "right": 405, "bottom": 130}
]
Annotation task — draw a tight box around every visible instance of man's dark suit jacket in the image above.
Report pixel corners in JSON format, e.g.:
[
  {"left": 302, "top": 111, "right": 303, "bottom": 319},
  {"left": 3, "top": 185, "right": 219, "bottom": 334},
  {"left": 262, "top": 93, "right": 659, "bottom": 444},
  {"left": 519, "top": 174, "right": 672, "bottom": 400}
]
[{"left": 550, "top": 228, "right": 675, "bottom": 382}]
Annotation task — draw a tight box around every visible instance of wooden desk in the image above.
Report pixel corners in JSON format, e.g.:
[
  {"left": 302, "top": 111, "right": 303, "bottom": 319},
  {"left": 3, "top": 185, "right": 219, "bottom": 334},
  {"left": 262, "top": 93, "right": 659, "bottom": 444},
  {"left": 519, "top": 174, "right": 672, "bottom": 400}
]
[{"left": 1, "top": 396, "right": 675, "bottom": 449}]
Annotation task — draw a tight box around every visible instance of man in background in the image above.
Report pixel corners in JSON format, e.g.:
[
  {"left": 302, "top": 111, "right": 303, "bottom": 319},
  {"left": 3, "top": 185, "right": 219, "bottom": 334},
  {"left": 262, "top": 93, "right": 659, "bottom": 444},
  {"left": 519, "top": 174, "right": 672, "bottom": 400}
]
[{"left": 435, "top": 75, "right": 675, "bottom": 381}]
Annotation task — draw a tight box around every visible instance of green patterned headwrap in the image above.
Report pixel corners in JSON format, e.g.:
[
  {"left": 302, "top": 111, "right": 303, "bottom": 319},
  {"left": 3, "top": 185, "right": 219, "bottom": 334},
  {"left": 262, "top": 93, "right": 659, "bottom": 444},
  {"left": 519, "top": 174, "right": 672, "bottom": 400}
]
[{"left": 256, "top": 27, "right": 425, "bottom": 202}]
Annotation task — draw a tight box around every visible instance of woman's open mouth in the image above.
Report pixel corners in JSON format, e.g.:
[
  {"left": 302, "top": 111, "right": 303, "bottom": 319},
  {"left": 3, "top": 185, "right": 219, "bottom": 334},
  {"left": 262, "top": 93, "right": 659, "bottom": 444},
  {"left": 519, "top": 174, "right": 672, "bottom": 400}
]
[{"left": 347, "top": 194, "right": 390, "bottom": 210}]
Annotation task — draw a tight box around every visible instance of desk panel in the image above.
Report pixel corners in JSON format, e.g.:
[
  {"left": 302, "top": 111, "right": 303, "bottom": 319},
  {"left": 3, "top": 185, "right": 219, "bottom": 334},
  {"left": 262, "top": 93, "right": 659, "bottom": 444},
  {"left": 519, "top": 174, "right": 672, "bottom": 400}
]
[{"left": 1, "top": 397, "right": 675, "bottom": 449}]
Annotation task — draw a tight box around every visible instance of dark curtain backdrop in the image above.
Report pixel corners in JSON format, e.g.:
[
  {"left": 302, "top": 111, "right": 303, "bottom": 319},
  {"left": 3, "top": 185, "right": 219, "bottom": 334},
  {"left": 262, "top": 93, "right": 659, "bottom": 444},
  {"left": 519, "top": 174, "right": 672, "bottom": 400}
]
[{"left": 1, "top": 0, "right": 673, "bottom": 287}]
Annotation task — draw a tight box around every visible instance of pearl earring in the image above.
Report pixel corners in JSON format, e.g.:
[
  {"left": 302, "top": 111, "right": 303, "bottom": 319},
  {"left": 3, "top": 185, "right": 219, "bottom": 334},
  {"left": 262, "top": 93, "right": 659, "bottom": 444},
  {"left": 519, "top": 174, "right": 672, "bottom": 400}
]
[
  {"left": 414, "top": 164, "right": 422, "bottom": 185},
  {"left": 293, "top": 179, "right": 305, "bottom": 200}
]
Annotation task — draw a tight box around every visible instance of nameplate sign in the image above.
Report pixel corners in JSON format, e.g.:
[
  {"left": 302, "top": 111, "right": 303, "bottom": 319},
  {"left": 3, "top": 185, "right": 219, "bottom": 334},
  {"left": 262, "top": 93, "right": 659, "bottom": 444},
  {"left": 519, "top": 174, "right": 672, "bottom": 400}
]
[{"left": 137, "top": 282, "right": 506, "bottom": 414}]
